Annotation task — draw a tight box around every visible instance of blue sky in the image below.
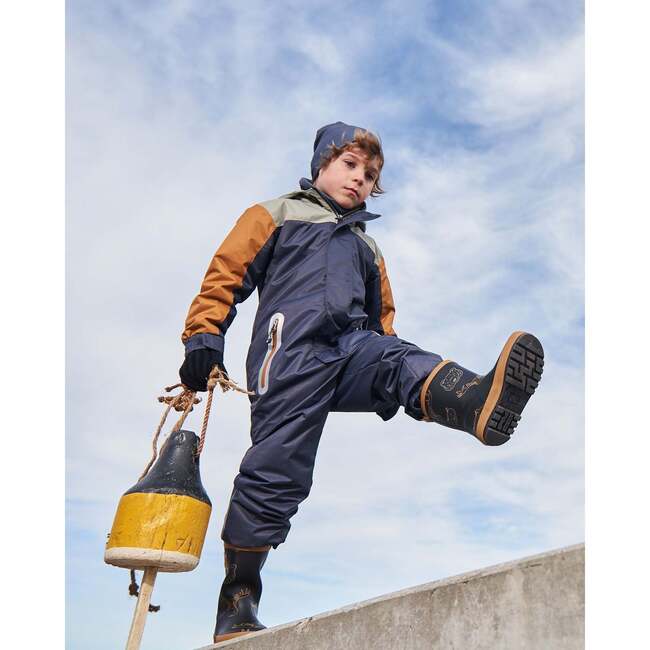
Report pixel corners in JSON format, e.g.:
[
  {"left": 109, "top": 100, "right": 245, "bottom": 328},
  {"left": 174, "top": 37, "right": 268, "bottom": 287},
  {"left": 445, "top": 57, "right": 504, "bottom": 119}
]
[{"left": 66, "top": 1, "right": 584, "bottom": 648}]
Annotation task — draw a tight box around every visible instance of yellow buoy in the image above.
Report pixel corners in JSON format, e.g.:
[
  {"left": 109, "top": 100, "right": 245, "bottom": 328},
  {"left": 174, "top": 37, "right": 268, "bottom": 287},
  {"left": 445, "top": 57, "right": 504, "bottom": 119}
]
[{"left": 105, "top": 429, "right": 211, "bottom": 572}]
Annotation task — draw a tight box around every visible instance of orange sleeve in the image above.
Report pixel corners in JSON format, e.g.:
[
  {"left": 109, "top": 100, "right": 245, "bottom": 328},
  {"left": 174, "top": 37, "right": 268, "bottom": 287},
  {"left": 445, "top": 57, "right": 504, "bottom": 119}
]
[
  {"left": 378, "top": 256, "right": 397, "bottom": 336},
  {"left": 182, "top": 205, "right": 277, "bottom": 343}
]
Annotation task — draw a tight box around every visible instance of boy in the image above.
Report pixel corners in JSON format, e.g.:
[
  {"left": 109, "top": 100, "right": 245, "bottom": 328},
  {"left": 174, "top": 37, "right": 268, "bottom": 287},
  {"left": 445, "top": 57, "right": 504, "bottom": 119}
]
[{"left": 179, "top": 121, "right": 544, "bottom": 643}]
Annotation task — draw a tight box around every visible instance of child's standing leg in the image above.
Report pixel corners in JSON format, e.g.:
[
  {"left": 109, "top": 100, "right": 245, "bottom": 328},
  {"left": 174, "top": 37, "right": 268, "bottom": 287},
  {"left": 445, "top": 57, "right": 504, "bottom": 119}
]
[
  {"left": 213, "top": 356, "right": 341, "bottom": 642},
  {"left": 213, "top": 543, "right": 270, "bottom": 643}
]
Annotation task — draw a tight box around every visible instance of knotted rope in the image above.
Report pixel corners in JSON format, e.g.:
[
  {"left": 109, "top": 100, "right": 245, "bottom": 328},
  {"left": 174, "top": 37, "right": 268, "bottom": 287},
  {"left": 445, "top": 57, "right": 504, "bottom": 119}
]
[
  {"left": 139, "top": 367, "right": 253, "bottom": 479},
  {"left": 196, "top": 367, "right": 253, "bottom": 455},
  {"left": 137, "top": 387, "right": 199, "bottom": 481}
]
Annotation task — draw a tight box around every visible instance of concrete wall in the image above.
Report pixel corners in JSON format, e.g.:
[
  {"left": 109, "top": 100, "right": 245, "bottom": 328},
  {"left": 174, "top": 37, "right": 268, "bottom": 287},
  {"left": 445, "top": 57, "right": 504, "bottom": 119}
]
[{"left": 198, "top": 544, "right": 584, "bottom": 650}]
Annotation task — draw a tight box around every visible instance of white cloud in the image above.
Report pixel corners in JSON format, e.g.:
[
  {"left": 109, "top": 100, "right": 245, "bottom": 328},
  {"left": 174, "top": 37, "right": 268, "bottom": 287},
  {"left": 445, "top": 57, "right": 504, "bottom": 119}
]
[{"left": 457, "top": 33, "right": 584, "bottom": 129}]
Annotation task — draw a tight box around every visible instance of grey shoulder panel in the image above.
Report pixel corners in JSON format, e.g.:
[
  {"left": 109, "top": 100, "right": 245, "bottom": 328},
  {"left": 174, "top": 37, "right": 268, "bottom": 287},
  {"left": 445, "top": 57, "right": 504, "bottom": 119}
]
[
  {"left": 350, "top": 225, "right": 381, "bottom": 265},
  {"left": 260, "top": 194, "right": 337, "bottom": 226}
]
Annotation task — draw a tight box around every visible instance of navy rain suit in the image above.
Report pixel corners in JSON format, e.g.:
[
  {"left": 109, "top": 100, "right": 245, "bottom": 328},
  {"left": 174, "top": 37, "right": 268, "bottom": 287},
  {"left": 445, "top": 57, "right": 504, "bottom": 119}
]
[{"left": 182, "top": 129, "right": 442, "bottom": 549}]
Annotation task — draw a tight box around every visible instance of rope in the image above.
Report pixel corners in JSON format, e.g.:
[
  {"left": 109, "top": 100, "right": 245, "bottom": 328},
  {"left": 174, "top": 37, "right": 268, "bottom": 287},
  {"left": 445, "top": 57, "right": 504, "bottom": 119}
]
[
  {"left": 129, "top": 570, "right": 160, "bottom": 612},
  {"left": 138, "top": 388, "right": 200, "bottom": 481},
  {"left": 196, "top": 367, "right": 253, "bottom": 456},
  {"left": 139, "top": 366, "right": 253, "bottom": 478}
]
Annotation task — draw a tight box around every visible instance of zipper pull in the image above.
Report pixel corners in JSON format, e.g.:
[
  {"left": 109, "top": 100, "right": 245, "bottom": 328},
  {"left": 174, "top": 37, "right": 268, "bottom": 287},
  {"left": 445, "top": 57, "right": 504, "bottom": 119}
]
[{"left": 266, "top": 318, "right": 278, "bottom": 344}]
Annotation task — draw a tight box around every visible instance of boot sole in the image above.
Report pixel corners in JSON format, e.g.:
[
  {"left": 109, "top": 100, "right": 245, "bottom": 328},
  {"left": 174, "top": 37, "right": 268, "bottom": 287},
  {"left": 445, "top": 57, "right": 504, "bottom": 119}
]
[
  {"left": 475, "top": 331, "right": 544, "bottom": 446},
  {"left": 214, "top": 630, "right": 255, "bottom": 643}
]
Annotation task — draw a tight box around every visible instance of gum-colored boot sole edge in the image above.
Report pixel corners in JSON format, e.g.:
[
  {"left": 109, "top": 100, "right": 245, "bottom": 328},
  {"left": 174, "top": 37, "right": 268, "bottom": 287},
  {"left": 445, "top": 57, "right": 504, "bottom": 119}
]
[
  {"left": 475, "top": 331, "right": 545, "bottom": 445},
  {"left": 213, "top": 630, "right": 255, "bottom": 643}
]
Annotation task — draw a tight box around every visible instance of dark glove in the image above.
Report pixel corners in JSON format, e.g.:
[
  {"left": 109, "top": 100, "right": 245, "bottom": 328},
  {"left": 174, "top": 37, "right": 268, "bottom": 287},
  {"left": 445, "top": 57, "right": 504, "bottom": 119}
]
[{"left": 179, "top": 348, "right": 228, "bottom": 392}]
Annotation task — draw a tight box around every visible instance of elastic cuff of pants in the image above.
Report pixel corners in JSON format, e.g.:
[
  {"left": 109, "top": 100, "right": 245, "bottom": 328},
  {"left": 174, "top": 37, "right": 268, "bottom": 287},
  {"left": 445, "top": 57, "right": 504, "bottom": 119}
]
[
  {"left": 419, "top": 359, "right": 453, "bottom": 421},
  {"left": 224, "top": 543, "right": 272, "bottom": 552}
]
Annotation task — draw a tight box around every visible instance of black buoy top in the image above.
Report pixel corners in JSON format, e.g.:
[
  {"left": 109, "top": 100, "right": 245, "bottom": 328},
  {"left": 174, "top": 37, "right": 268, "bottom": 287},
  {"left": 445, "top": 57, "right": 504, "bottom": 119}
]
[{"left": 125, "top": 430, "right": 211, "bottom": 505}]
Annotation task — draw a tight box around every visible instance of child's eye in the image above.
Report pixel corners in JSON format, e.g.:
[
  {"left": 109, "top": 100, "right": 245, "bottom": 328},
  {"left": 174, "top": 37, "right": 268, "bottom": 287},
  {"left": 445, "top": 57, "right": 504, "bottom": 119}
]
[{"left": 345, "top": 160, "right": 354, "bottom": 168}]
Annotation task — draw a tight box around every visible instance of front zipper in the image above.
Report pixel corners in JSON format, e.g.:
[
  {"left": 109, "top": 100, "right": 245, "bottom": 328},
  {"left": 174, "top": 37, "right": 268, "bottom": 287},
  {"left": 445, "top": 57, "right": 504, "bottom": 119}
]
[{"left": 257, "top": 312, "right": 284, "bottom": 395}]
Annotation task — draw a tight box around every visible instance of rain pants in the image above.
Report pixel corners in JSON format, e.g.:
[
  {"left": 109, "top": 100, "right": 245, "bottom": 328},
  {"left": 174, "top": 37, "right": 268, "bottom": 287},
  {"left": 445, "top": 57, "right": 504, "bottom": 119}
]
[{"left": 182, "top": 180, "right": 442, "bottom": 548}]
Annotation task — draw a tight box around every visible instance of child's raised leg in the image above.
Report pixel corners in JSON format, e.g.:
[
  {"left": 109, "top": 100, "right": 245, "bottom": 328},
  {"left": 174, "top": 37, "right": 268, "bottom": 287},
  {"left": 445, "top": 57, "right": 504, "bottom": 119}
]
[
  {"left": 420, "top": 332, "right": 544, "bottom": 445},
  {"left": 331, "top": 330, "right": 543, "bottom": 445}
]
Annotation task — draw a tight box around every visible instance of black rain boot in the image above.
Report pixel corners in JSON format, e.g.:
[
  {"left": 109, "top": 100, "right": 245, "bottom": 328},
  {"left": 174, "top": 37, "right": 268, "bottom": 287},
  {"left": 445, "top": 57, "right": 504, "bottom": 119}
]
[
  {"left": 213, "top": 544, "right": 269, "bottom": 644},
  {"left": 420, "top": 331, "right": 544, "bottom": 446}
]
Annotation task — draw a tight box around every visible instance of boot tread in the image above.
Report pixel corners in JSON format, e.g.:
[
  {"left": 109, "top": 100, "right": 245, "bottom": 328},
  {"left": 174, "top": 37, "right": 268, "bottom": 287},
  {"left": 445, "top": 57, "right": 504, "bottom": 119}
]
[{"left": 484, "top": 333, "right": 544, "bottom": 446}]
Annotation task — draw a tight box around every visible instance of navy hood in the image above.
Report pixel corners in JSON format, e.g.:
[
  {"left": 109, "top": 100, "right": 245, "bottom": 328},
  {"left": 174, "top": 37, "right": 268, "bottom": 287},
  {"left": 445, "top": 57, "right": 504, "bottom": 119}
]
[{"left": 310, "top": 121, "right": 366, "bottom": 180}]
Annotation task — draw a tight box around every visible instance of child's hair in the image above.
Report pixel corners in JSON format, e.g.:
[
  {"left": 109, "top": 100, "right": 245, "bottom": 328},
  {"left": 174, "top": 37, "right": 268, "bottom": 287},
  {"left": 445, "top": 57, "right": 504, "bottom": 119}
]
[{"left": 319, "top": 128, "right": 385, "bottom": 197}]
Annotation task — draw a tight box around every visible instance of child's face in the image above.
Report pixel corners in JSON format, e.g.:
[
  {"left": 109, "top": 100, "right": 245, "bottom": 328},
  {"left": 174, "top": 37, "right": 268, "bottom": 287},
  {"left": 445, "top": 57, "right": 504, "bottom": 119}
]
[{"left": 314, "top": 147, "right": 380, "bottom": 209}]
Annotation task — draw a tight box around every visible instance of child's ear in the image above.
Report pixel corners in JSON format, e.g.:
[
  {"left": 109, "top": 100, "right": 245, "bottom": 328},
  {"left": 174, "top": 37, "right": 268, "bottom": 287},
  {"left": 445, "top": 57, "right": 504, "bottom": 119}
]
[{"left": 314, "top": 162, "right": 328, "bottom": 180}]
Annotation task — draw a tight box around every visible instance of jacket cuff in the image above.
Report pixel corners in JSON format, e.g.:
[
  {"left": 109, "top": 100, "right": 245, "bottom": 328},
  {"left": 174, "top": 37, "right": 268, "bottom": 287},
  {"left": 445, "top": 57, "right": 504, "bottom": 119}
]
[{"left": 184, "top": 333, "right": 225, "bottom": 356}]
